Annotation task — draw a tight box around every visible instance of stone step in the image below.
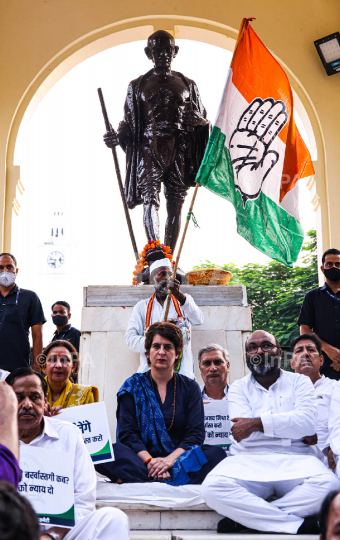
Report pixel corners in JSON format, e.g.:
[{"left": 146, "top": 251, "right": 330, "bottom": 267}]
[
  {"left": 97, "top": 502, "right": 319, "bottom": 538},
  {"left": 129, "top": 533, "right": 318, "bottom": 540},
  {"left": 130, "top": 533, "right": 172, "bottom": 540},
  {"left": 97, "top": 502, "right": 223, "bottom": 530}
]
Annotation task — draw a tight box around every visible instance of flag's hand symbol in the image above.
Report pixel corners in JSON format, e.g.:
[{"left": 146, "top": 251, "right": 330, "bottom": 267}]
[{"left": 229, "top": 97, "right": 288, "bottom": 206}]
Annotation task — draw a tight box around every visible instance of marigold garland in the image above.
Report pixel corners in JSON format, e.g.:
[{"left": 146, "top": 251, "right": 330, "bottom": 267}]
[{"left": 132, "top": 240, "right": 174, "bottom": 285}]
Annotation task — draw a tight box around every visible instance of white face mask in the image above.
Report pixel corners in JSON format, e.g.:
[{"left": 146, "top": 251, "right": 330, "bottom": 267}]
[{"left": 0, "top": 271, "right": 16, "bottom": 287}]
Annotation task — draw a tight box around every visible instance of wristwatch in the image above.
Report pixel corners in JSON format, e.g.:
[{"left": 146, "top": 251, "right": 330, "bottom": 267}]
[{"left": 43, "top": 532, "right": 60, "bottom": 540}]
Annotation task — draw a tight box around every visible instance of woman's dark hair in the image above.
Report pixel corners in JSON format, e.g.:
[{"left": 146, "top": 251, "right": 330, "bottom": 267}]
[
  {"left": 290, "top": 333, "right": 322, "bottom": 355},
  {"left": 40, "top": 340, "right": 79, "bottom": 377},
  {"left": 320, "top": 490, "right": 340, "bottom": 539},
  {"left": 0, "top": 481, "right": 40, "bottom": 540},
  {"left": 5, "top": 368, "right": 47, "bottom": 396},
  {"left": 145, "top": 322, "right": 183, "bottom": 370}
]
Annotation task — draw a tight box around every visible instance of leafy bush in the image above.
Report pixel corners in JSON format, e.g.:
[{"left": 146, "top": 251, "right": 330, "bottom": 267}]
[{"left": 192, "top": 230, "right": 318, "bottom": 347}]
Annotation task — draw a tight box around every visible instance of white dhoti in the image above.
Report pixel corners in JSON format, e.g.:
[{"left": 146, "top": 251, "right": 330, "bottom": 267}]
[
  {"left": 202, "top": 454, "right": 340, "bottom": 534},
  {"left": 56, "top": 508, "right": 130, "bottom": 540}
]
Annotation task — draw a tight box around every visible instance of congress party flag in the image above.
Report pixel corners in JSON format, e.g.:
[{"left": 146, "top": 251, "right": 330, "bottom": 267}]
[{"left": 196, "top": 18, "right": 315, "bottom": 267}]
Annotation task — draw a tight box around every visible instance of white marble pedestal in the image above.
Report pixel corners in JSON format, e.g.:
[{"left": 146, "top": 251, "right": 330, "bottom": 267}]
[{"left": 80, "top": 284, "right": 252, "bottom": 438}]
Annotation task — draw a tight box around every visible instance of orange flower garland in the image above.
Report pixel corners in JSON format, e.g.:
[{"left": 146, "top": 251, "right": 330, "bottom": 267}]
[{"left": 132, "top": 240, "right": 174, "bottom": 285}]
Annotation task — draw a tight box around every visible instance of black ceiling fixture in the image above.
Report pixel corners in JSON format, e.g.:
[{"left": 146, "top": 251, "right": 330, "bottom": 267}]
[{"left": 314, "top": 32, "right": 340, "bottom": 76}]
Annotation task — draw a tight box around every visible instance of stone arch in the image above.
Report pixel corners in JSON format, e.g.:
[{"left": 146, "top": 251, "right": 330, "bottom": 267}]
[{"left": 5, "top": 15, "right": 327, "bottom": 267}]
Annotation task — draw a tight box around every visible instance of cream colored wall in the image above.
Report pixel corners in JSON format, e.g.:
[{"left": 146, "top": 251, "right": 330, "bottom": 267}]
[{"left": 1, "top": 1, "right": 340, "bottom": 267}]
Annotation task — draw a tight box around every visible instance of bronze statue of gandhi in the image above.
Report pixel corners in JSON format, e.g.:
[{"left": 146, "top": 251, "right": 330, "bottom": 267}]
[{"left": 104, "top": 30, "right": 210, "bottom": 253}]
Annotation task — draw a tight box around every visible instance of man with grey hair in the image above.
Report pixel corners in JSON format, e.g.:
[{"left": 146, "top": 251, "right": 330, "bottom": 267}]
[
  {"left": 199, "top": 343, "right": 231, "bottom": 454},
  {"left": 125, "top": 258, "right": 203, "bottom": 378},
  {"left": 199, "top": 344, "right": 229, "bottom": 401}
]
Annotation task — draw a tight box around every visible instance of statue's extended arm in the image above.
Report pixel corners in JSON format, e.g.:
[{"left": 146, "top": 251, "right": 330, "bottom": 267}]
[
  {"left": 103, "top": 81, "right": 135, "bottom": 152},
  {"left": 103, "top": 122, "right": 132, "bottom": 153}
]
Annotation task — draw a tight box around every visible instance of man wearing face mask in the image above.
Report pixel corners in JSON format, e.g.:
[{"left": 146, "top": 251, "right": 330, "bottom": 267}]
[
  {"left": 0, "top": 253, "right": 46, "bottom": 373},
  {"left": 51, "top": 301, "right": 81, "bottom": 352},
  {"left": 299, "top": 248, "right": 340, "bottom": 380},
  {"left": 202, "top": 330, "right": 339, "bottom": 535},
  {"left": 125, "top": 258, "right": 203, "bottom": 378}
]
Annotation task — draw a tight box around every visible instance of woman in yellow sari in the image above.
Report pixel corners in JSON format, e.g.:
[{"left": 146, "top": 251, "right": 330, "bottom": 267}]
[{"left": 41, "top": 340, "right": 98, "bottom": 412}]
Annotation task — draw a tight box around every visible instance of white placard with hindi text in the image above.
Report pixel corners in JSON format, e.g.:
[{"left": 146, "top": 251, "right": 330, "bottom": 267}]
[
  {"left": 203, "top": 399, "right": 232, "bottom": 454},
  {"left": 19, "top": 446, "right": 75, "bottom": 528},
  {"left": 56, "top": 401, "right": 114, "bottom": 464}
]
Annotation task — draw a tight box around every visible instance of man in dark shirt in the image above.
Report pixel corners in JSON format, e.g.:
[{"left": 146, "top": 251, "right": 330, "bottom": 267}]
[
  {"left": 51, "top": 301, "right": 81, "bottom": 352},
  {"left": 0, "top": 253, "right": 45, "bottom": 372},
  {"left": 298, "top": 248, "right": 340, "bottom": 379}
]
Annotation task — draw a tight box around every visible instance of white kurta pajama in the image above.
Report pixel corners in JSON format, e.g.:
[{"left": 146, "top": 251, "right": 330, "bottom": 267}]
[
  {"left": 202, "top": 370, "right": 339, "bottom": 534},
  {"left": 313, "top": 375, "right": 335, "bottom": 459},
  {"left": 125, "top": 293, "right": 204, "bottom": 378},
  {"left": 20, "top": 417, "right": 129, "bottom": 540},
  {"left": 326, "top": 381, "right": 340, "bottom": 478}
]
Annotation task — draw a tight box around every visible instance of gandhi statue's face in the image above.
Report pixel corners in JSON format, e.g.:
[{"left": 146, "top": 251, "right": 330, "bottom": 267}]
[{"left": 145, "top": 33, "right": 179, "bottom": 71}]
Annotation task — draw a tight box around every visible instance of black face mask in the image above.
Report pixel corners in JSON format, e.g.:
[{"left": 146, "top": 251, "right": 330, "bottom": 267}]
[
  {"left": 52, "top": 315, "right": 69, "bottom": 327},
  {"left": 324, "top": 267, "right": 340, "bottom": 283},
  {"left": 246, "top": 352, "right": 281, "bottom": 376}
]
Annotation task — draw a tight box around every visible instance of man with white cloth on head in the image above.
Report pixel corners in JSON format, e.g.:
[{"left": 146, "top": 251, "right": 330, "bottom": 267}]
[
  {"left": 6, "top": 367, "right": 129, "bottom": 540},
  {"left": 202, "top": 330, "right": 340, "bottom": 536},
  {"left": 125, "top": 258, "right": 203, "bottom": 378}
]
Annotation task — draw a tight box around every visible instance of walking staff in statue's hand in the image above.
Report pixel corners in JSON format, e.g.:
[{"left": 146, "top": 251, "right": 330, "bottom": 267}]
[{"left": 103, "top": 30, "right": 210, "bottom": 252}]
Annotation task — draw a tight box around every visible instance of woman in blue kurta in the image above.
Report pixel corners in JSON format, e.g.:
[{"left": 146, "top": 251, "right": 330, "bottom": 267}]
[{"left": 96, "top": 322, "right": 225, "bottom": 484}]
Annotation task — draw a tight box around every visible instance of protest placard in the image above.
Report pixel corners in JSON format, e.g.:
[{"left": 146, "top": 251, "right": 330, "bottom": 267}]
[
  {"left": 56, "top": 401, "right": 114, "bottom": 464},
  {"left": 203, "top": 399, "right": 232, "bottom": 453},
  {"left": 19, "top": 446, "right": 75, "bottom": 528}
]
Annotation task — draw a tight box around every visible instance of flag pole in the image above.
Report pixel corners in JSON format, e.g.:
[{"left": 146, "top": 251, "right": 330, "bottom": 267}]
[
  {"left": 231, "top": 17, "right": 256, "bottom": 68},
  {"left": 163, "top": 183, "right": 200, "bottom": 321}
]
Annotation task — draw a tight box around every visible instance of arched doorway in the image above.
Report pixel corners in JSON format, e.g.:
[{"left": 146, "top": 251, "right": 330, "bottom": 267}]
[{"left": 5, "top": 17, "right": 327, "bottom": 263}]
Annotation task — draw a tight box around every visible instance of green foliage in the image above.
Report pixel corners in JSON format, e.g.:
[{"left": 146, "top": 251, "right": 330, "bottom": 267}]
[{"left": 192, "top": 229, "right": 318, "bottom": 347}]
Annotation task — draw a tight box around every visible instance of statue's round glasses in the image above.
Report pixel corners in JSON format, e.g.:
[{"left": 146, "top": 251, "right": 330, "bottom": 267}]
[{"left": 246, "top": 342, "right": 278, "bottom": 354}]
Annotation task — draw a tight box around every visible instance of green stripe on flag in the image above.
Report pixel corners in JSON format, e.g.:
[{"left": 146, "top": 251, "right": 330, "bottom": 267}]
[{"left": 196, "top": 126, "right": 304, "bottom": 267}]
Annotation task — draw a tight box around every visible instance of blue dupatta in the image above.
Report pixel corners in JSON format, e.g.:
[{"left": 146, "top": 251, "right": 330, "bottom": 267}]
[{"left": 117, "top": 373, "right": 207, "bottom": 485}]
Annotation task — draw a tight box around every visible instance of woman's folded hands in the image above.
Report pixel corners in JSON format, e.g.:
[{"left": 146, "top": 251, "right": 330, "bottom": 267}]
[{"left": 147, "top": 456, "right": 175, "bottom": 479}]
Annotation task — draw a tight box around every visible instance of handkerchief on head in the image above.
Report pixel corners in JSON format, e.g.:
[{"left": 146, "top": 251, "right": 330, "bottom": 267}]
[{"left": 150, "top": 258, "right": 172, "bottom": 275}]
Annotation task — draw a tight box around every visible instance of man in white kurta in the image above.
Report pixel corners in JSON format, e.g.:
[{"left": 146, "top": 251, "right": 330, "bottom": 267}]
[
  {"left": 202, "top": 330, "right": 339, "bottom": 535},
  {"left": 125, "top": 258, "right": 204, "bottom": 378},
  {"left": 8, "top": 368, "right": 129, "bottom": 540},
  {"left": 291, "top": 333, "right": 335, "bottom": 465},
  {"left": 199, "top": 344, "right": 231, "bottom": 454},
  {"left": 324, "top": 380, "right": 340, "bottom": 479}
]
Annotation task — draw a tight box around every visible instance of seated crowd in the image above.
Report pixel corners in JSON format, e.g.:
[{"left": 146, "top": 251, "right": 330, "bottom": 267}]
[
  {"left": 3, "top": 325, "right": 340, "bottom": 537},
  {"left": 2, "top": 251, "right": 340, "bottom": 538}
]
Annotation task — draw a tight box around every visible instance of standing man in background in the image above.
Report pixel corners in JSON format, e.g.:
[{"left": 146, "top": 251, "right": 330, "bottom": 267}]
[
  {"left": 299, "top": 248, "right": 340, "bottom": 379},
  {"left": 51, "top": 301, "right": 81, "bottom": 352},
  {"left": 0, "top": 253, "right": 45, "bottom": 372}
]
